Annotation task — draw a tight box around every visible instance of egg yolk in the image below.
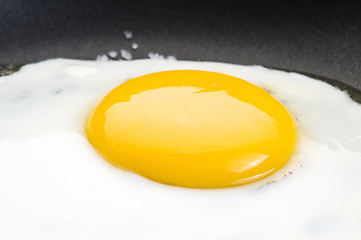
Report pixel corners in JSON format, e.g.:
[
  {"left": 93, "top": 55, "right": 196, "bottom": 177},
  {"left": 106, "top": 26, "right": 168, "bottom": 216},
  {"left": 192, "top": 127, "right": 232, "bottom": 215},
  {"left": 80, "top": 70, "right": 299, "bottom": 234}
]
[{"left": 86, "top": 70, "right": 296, "bottom": 188}]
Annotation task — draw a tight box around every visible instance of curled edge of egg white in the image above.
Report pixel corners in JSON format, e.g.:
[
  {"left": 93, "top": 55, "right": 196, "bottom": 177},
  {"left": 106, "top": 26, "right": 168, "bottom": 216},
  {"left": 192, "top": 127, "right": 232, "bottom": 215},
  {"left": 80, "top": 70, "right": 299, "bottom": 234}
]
[{"left": 0, "top": 58, "right": 361, "bottom": 240}]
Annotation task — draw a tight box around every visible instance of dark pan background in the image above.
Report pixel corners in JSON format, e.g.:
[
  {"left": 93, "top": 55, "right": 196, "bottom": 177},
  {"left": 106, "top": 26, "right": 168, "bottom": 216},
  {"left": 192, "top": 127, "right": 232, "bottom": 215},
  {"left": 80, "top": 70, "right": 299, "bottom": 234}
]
[{"left": 1, "top": 0, "right": 360, "bottom": 90}]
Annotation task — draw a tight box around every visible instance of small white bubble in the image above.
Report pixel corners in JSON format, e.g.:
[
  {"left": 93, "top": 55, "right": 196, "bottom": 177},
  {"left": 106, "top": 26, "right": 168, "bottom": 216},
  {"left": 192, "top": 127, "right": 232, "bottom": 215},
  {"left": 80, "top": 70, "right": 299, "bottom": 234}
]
[
  {"left": 147, "top": 52, "right": 177, "bottom": 60},
  {"left": 120, "top": 49, "right": 132, "bottom": 60},
  {"left": 131, "top": 42, "right": 138, "bottom": 50},
  {"left": 95, "top": 54, "right": 109, "bottom": 62},
  {"left": 124, "top": 30, "right": 133, "bottom": 40},
  {"left": 108, "top": 51, "right": 118, "bottom": 58},
  {"left": 148, "top": 52, "right": 165, "bottom": 60}
]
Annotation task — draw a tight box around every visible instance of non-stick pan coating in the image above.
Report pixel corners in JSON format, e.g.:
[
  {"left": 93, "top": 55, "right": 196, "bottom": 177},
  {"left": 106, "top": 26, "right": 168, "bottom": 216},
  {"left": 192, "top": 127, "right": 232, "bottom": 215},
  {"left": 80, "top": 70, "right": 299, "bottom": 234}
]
[{"left": 1, "top": 0, "right": 360, "bottom": 90}]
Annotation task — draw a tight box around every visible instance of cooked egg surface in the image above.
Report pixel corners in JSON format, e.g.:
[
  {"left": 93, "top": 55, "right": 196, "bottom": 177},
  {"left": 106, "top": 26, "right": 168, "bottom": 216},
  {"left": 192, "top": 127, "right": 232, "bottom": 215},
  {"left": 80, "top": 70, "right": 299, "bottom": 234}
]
[
  {"left": 87, "top": 70, "right": 296, "bottom": 188},
  {"left": 0, "top": 59, "right": 361, "bottom": 240}
]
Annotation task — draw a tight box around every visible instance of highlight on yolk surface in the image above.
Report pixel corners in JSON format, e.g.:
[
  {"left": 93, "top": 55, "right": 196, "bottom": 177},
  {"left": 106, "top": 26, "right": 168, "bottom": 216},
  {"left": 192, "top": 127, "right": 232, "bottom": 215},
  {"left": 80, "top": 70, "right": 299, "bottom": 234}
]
[{"left": 86, "top": 70, "right": 297, "bottom": 188}]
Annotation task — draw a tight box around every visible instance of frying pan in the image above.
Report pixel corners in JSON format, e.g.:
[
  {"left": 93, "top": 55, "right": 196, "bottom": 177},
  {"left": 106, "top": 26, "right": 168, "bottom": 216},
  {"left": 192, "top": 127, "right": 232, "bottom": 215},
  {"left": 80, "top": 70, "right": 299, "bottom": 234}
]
[
  {"left": 1, "top": 1, "right": 361, "bottom": 237},
  {"left": 1, "top": 0, "right": 361, "bottom": 94}
]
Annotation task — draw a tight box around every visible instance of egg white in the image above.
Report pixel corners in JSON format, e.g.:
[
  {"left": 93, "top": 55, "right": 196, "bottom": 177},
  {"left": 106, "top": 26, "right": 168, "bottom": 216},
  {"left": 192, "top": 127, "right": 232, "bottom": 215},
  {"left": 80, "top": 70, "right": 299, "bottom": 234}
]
[{"left": 0, "top": 59, "right": 361, "bottom": 240}]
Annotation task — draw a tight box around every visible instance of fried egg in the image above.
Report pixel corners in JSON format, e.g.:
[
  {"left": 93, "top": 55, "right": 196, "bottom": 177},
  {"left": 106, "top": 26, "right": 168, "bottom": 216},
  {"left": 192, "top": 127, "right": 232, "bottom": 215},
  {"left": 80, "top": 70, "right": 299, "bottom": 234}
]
[{"left": 0, "top": 59, "right": 361, "bottom": 239}]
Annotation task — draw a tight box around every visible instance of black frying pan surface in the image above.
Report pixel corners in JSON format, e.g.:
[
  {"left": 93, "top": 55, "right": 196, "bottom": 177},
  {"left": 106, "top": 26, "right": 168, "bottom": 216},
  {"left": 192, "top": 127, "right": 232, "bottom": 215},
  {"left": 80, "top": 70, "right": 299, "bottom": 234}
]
[{"left": 1, "top": 0, "right": 361, "bottom": 91}]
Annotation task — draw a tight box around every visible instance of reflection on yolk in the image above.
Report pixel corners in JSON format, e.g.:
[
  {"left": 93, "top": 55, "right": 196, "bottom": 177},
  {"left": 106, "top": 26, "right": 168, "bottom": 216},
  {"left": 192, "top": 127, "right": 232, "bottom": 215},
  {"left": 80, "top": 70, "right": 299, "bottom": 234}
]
[{"left": 86, "top": 70, "right": 296, "bottom": 188}]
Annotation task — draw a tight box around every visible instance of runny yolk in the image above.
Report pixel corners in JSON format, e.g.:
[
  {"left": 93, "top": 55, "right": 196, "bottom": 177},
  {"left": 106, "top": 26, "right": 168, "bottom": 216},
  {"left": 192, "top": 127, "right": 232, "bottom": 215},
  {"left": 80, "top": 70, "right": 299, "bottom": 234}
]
[{"left": 86, "top": 70, "right": 296, "bottom": 188}]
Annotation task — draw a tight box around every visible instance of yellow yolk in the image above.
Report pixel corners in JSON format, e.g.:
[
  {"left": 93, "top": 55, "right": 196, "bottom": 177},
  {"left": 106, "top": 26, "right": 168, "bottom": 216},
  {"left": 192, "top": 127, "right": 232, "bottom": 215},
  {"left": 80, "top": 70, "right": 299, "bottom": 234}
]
[{"left": 86, "top": 70, "right": 296, "bottom": 188}]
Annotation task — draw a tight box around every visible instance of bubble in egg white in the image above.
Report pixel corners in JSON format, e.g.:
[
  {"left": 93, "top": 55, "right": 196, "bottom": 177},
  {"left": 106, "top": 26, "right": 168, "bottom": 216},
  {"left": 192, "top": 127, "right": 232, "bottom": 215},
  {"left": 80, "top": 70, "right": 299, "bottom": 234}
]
[{"left": 0, "top": 59, "right": 361, "bottom": 240}]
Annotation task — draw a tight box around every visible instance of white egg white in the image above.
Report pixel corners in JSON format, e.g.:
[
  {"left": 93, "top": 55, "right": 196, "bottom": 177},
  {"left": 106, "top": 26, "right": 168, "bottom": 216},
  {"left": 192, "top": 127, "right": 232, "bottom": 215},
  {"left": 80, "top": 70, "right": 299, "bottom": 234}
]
[{"left": 0, "top": 59, "right": 361, "bottom": 240}]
